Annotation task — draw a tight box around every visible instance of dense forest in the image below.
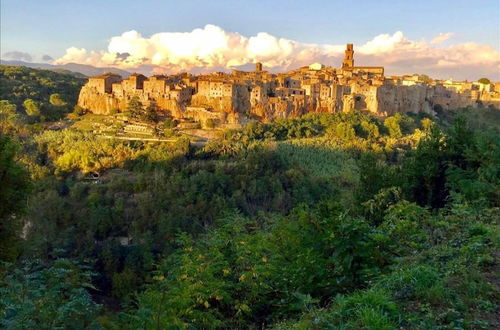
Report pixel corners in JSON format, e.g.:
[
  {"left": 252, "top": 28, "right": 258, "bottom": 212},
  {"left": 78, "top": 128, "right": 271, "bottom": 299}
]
[{"left": 0, "top": 67, "right": 499, "bottom": 329}]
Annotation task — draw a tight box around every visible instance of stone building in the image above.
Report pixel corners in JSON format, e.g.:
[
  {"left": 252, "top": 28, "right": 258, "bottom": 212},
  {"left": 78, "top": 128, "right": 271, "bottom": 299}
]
[{"left": 87, "top": 73, "right": 122, "bottom": 94}]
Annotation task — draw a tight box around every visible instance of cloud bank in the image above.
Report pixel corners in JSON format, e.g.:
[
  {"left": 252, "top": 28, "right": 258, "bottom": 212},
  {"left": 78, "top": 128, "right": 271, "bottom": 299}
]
[
  {"left": 54, "top": 24, "right": 500, "bottom": 80},
  {"left": 42, "top": 55, "right": 54, "bottom": 62},
  {"left": 3, "top": 51, "right": 33, "bottom": 62}
]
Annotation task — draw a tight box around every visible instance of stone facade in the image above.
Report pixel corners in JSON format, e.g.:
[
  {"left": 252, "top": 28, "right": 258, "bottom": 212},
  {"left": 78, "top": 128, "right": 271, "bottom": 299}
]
[{"left": 78, "top": 44, "right": 500, "bottom": 123}]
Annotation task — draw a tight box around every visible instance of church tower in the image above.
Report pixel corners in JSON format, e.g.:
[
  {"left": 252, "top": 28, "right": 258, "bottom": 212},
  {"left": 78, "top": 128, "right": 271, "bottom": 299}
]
[{"left": 342, "top": 44, "right": 354, "bottom": 68}]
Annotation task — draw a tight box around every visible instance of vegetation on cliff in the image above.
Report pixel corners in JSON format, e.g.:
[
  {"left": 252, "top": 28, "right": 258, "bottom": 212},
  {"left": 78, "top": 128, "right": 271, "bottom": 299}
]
[{"left": 0, "top": 70, "right": 498, "bottom": 329}]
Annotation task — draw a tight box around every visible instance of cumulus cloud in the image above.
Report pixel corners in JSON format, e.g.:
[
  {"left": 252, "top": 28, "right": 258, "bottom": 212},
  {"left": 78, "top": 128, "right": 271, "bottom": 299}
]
[
  {"left": 54, "top": 24, "right": 500, "bottom": 80},
  {"left": 431, "top": 32, "right": 454, "bottom": 44},
  {"left": 3, "top": 51, "right": 32, "bottom": 62}
]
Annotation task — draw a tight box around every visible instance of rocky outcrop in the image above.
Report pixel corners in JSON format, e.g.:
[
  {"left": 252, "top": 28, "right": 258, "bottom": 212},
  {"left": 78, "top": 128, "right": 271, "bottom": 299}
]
[{"left": 78, "top": 58, "right": 499, "bottom": 124}]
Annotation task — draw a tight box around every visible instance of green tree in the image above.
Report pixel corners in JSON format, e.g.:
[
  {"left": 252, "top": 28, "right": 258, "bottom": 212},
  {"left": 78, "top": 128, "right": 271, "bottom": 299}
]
[
  {"left": 360, "top": 121, "right": 380, "bottom": 139},
  {"left": 0, "top": 134, "right": 30, "bottom": 261},
  {"left": 478, "top": 78, "right": 490, "bottom": 84},
  {"left": 421, "top": 117, "right": 434, "bottom": 132},
  {"left": 334, "top": 122, "right": 356, "bottom": 140},
  {"left": 384, "top": 115, "right": 402, "bottom": 138},
  {"left": 445, "top": 117, "right": 499, "bottom": 205},
  {"left": 23, "top": 99, "right": 40, "bottom": 117},
  {"left": 0, "top": 100, "right": 19, "bottom": 123},
  {"left": 402, "top": 126, "right": 448, "bottom": 207},
  {"left": 0, "top": 259, "right": 101, "bottom": 328},
  {"left": 49, "top": 93, "right": 66, "bottom": 106},
  {"left": 127, "top": 96, "right": 143, "bottom": 118},
  {"left": 143, "top": 102, "right": 158, "bottom": 122}
]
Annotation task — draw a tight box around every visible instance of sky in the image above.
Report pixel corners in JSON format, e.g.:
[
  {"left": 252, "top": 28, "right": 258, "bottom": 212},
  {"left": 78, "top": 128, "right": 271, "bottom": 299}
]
[{"left": 1, "top": 0, "right": 499, "bottom": 80}]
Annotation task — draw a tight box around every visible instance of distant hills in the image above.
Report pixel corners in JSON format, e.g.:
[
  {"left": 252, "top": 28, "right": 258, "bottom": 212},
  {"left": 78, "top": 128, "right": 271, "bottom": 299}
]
[{"left": 0, "top": 60, "right": 131, "bottom": 78}]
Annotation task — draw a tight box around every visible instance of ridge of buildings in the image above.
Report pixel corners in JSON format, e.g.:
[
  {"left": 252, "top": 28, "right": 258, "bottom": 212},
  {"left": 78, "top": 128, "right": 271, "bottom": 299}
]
[{"left": 78, "top": 44, "right": 500, "bottom": 125}]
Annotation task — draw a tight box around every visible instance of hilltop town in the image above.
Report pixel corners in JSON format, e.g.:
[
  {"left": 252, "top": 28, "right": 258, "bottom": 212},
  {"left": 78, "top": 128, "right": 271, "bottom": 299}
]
[{"left": 78, "top": 44, "right": 500, "bottom": 127}]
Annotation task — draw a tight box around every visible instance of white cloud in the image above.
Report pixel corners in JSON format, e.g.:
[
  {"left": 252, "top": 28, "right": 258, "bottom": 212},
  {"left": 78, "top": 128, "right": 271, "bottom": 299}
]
[
  {"left": 431, "top": 32, "right": 454, "bottom": 44},
  {"left": 358, "top": 31, "right": 409, "bottom": 54},
  {"left": 54, "top": 25, "right": 500, "bottom": 80}
]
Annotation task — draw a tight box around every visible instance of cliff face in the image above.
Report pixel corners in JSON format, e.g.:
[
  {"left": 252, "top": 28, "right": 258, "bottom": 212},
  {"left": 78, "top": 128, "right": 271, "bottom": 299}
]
[
  {"left": 78, "top": 85, "right": 119, "bottom": 115},
  {"left": 345, "top": 82, "right": 500, "bottom": 116},
  {"left": 78, "top": 69, "right": 500, "bottom": 124},
  {"left": 250, "top": 97, "right": 309, "bottom": 121},
  {"left": 376, "top": 84, "right": 433, "bottom": 115},
  {"left": 190, "top": 92, "right": 251, "bottom": 115},
  {"left": 78, "top": 84, "right": 184, "bottom": 117}
]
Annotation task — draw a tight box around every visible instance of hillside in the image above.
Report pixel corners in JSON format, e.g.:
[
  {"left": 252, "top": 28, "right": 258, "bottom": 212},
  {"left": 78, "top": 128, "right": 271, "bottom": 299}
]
[
  {"left": 0, "top": 104, "right": 498, "bottom": 328},
  {"left": 0, "top": 65, "right": 85, "bottom": 107}
]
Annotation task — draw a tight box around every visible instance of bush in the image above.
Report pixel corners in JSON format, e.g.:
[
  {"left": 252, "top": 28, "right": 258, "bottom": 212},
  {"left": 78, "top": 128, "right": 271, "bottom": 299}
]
[
  {"left": 163, "top": 128, "right": 175, "bottom": 138},
  {"left": 332, "top": 122, "right": 356, "bottom": 140},
  {"left": 205, "top": 118, "right": 216, "bottom": 129},
  {"left": 384, "top": 115, "right": 402, "bottom": 138},
  {"left": 164, "top": 118, "right": 178, "bottom": 129},
  {"left": 360, "top": 120, "right": 379, "bottom": 139},
  {"left": 73, "top": 105, "right": 86, "bottom": 116},
  {"left": 377, "top": 265, "right": 445, "bottom": 303}
]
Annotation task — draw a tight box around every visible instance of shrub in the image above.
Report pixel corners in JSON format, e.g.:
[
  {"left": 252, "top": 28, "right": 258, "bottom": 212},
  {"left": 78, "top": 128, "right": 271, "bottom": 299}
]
[
  {"left": 360, "top": 120, "right": 380, "bottom": 139},
  {"left": 384, "top": 115, "right": 402, "bottom": 138},
  {"left": 205, "top": 118, "right": 216, "bottom": 129},
  {"left": 332, "top": 122, "right": 356, "bottom": 140},
  {"left": 73, "top": 105, "right": 86, "bottom": 116},
  {"left": 164, "top": 118, "right": 178, "bottom": 129}
]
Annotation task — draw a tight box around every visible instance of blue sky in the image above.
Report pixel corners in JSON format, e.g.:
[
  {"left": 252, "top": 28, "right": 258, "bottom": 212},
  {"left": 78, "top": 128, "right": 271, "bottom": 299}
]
[
  {"left": 1, "top": 0, "right": 499, "bottom": 79},
  {"left": 2, "top": 0, "right": 499, "bottom": 58}
]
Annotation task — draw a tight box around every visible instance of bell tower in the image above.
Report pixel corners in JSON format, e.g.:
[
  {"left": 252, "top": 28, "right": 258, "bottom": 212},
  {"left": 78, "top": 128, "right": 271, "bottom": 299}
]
[{"left": 342, "top": 43, "right": 354, "bottom": 68}]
